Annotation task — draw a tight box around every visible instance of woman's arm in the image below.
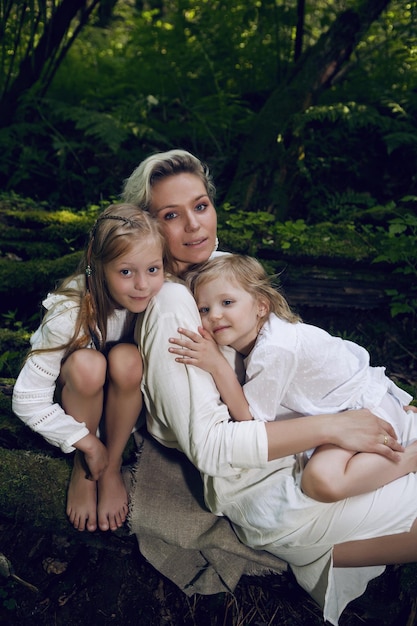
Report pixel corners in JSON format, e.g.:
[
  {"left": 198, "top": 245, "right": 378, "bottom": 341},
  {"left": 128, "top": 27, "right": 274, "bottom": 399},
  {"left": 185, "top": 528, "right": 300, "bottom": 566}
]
[
  {"left": 168, "top": 326, "right": 253, "bottom": 421},
  {"left": 265, "top": 410, "right": 403, "bottom": 461}
]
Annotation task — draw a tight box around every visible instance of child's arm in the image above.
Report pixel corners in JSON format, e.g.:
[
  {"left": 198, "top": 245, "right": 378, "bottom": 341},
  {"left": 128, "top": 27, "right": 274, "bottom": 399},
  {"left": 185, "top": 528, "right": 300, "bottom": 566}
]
[
  {"left": 74, "top": 433, "right": 109, "bottom": 480},
  {"left": 12, "top": 296, "right": 91, "bottom": 453},
  {"left": 169, "top": 327, "right": 253, "bottom": 421}
]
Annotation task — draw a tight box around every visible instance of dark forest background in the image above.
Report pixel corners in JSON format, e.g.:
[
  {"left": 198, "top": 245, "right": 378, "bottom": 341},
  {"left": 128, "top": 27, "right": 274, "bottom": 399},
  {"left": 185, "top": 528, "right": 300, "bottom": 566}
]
[
  {"left": 1, "top": 2, "right": 417, "bottom": 624},
  {"left": 1, "top": 0, "right": 417, "bottom": 217}
]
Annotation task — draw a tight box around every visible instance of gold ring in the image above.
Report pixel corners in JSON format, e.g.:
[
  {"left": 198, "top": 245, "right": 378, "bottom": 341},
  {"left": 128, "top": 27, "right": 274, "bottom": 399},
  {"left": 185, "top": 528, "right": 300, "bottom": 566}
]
[{"left": 384, "top": 435, "right": 388, "bottom": 446}]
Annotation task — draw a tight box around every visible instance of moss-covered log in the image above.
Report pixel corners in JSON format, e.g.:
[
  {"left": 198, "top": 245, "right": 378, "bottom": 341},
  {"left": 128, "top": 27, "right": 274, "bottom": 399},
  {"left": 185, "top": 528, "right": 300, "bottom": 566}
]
[
  {"left": 0, "top": 252, "right": 82, "bottom": 315},
  {"left": 0, "top": 447, "right": 71, "bottom": 532},
  {"left": 0, "top": 380, "right": 69, "bottom": 530}
]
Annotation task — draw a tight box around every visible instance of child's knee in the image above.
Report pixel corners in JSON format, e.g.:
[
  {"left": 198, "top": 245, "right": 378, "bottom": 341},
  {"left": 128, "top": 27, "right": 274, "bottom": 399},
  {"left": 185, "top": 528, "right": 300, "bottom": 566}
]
[
  {"left": 301, "top": 468, "right": 340, "bottom": 503},
  {"left": 63, "top": 349, "right": 107, "bottom": 392},
  {"left": 108, "top": 344, "right": 143, "bottom": 387}
]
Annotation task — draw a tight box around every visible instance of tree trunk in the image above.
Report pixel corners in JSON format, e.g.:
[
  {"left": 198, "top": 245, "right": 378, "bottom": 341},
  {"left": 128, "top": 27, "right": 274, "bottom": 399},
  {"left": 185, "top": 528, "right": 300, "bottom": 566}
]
[
  {"left": 0, "top": 0, "right": 101, "bottom": 128},
  {"left": 294, "top": 0, "right": 306, "bottom": 62},
  {"left": 227, "top": 0, "right": 391, "bottom": 217}
]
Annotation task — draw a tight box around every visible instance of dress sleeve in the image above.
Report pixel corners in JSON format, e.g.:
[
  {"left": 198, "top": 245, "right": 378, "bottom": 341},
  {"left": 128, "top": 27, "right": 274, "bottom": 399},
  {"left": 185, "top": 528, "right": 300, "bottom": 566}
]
[
  {"left": 136, "top": 282, "right": 269, "bottom": 476},
  {"left": 12, "top": 299, "right": 89, "bottom": 453},
  {"left": 243, "top": 343, "right": 297, "bottom": 421}
]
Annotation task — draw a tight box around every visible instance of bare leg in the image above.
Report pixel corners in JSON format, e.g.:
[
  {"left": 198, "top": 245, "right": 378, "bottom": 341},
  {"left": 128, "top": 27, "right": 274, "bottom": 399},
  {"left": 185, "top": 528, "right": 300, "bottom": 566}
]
[
  {"left": 97, "top": 343, "right": 143, "bottom": 531},
  {"left": 61, "top": 349, "right": 107, "bottom": 532},
  {"left": 302, "top": 442, "right": 417, "bottom": 502},
  {"left": 334, "top": 518, "right": 417, "bottom": 566}
]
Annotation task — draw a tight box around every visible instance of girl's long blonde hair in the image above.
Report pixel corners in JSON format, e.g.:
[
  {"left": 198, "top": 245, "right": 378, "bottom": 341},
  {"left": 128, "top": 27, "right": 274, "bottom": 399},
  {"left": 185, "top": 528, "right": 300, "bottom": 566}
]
[
  {"left": 31, "top": 203, "right": 166, "bottom": 360},
  {"left": 187, "top": 254, "right": 301, "bottom": 326}
]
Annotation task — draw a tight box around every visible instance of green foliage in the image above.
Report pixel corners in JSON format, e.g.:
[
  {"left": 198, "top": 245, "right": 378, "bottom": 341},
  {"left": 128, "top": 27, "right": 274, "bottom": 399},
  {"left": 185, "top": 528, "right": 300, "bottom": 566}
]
[
  {"left": 1, "top": 0, "right": 416, "bottom": 215},
  {"left": 0, "top": 319, "right": 34, "bottom": 377},
  {"left": 372, "top": 203, "right": 417, "bottom": 317},
  {"left": 289, "top": 100, "right": 417, "bottom": 221},
  {"left": 217, "top": 204, "right": 375, "bottom": 261},
  {"left": 217, "top": 204, "right": 276, "bottom": 254}
]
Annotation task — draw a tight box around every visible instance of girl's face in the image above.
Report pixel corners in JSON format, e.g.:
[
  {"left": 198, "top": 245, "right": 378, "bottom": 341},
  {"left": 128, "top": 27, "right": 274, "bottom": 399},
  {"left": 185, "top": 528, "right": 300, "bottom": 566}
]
[
  {"left": 149, "top": 173, "right": 217, "bottom": 275},
  {"left": 104, "top": 237, "right": 164, "bottom": 312},
  {"left": 195, "top": 276, "right": 267, "bottom": 356}
]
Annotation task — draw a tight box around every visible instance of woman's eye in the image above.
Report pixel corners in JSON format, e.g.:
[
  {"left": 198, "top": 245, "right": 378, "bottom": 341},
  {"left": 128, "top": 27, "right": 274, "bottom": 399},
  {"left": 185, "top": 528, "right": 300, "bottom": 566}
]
[
  {"left": 195, "top": 203, "right": 207, "bottom": 212},
  {"left": 163, "top": 211, "right": 177, "bottom": 220}
]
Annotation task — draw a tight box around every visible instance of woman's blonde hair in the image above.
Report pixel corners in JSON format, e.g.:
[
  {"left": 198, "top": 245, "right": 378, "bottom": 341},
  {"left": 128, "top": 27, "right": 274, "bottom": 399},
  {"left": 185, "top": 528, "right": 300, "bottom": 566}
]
[
  {"left": 121, "top": 149, "right": 216, "bottom": 212},
  {"left": 187, "top": 254, "right": 300, "bottom": 326},
  {"left": 31, "top": 203, "right": 166, "bottom": 360}
]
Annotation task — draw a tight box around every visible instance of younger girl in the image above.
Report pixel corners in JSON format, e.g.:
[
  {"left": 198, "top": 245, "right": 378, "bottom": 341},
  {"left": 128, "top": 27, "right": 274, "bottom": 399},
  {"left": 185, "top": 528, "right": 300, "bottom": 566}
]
[
  {"left": 168, "top": 253, "right": 417, "bottom": 502},
  {"left": 13, "top": 204, "right": 165, "bottom": 532}
]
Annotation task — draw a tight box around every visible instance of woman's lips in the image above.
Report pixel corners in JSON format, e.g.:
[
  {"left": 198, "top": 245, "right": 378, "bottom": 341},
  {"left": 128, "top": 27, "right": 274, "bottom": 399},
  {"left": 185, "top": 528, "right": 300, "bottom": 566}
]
[{"left": 184, "top": 237, "right": 207, "bottom": 247}]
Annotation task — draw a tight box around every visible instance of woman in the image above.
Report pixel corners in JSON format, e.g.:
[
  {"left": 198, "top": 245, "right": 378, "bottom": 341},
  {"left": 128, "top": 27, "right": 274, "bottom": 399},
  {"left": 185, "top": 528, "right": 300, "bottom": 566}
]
[{"left": 122, "top": 149, "right": 417, "bottom": 625}]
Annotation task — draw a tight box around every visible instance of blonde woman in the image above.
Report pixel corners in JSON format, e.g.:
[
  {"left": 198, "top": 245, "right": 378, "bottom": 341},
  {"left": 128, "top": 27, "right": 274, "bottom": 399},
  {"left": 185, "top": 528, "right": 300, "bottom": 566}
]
[{"left": 123, "top": 149, "right": 417, "bottom": 625}]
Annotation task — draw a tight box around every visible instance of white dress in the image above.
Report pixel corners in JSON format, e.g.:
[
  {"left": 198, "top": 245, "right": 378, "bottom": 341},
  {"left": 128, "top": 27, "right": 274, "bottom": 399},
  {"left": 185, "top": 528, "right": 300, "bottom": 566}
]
[
  {"left": 243, "top": 313, "right": 411, "bottom": 440},
  {"left": 12, "top": 278, "right": 130, "bottom": 452},
  {"left": 136, "top": 281, "right": 417, "bottom": 626}
]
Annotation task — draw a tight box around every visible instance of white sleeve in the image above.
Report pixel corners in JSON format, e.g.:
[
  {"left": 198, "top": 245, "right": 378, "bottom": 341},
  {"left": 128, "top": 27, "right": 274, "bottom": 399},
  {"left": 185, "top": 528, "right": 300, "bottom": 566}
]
[
  {"left": 12, "top": 301, "right": 90, "bottom": 453},
  {"left": 136, "top": 282, "right": 269, "bottom": 476},
  {"left": 243, "top": 343, "right": 297, "bottom": 421}
]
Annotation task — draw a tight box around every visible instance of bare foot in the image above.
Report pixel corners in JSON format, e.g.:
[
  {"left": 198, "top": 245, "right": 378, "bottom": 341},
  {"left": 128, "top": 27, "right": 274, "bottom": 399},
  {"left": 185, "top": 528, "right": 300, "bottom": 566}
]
[
  {"left": 66, "top": 451, "right": 98, "bottom": 532},
  {"left": 97, "top": 467, "right": 129, "bottom": 531}
]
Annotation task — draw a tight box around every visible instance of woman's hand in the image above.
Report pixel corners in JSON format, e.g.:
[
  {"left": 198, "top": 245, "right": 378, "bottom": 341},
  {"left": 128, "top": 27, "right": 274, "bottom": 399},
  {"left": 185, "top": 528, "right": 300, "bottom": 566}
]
[
  {"left": 168, "top": 326, "right": 225, "bottom": 375},
  {"left": 330, "top": 408, "right": 404, "bottom": 461}
]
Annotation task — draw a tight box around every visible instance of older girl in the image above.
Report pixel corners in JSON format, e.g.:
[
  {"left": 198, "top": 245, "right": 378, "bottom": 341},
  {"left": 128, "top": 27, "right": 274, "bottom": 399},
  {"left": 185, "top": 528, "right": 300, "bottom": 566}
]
[
  {"left": 13, "top": 204, "right": 165, "bottom": 533},
  {"left": 122, "top": 149, "right": 417, "bottom": 625}
]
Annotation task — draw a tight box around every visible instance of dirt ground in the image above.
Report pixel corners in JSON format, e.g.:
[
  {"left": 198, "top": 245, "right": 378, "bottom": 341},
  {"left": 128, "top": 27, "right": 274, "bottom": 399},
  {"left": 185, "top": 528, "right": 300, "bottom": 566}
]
[{"left": 1, "top": 515, "right": 416, "bottom": 626}]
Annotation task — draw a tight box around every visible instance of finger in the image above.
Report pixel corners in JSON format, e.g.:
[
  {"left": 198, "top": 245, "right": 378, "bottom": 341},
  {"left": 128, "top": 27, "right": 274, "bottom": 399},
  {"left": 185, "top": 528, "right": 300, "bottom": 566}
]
[
  {"left": 378, "top": 419, "right": 398, "bottom": 440},
  {"left": 175, "top": 356, "right": 189, "bottom": 363},
  {"left": 174, "top": 353, "right": 193, "bottom": 364},
  {"left": 404, "top": 405, "right": 417, "bottom": 413},
  {"left": 385, "top": 436, "right": 404, "bottom": 452},
  {"left": 198, "top": 326, "right": 211, "bottom": 338},
  {"left": 378, "top": 445, "right": 401, "bottom": 462},
  {"left": 169, "top": 346, "right": 188, "bottom": 356},
  {"left": 178, "top": 327, "right": 200, "bottom": 341},
  {"left": 169, "top": 337, "right": 188, "bottom": 348}
]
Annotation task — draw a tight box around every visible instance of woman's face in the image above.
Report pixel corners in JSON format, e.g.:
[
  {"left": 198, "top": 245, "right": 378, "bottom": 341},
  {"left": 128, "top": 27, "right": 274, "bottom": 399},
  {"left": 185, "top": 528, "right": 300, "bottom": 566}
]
[{"left": 149, "top": 173, "right": 217, "bottom": 275}]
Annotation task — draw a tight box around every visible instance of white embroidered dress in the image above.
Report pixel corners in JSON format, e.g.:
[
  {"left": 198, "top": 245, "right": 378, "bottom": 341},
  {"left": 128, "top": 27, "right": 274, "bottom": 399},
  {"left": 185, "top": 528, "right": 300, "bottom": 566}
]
[{"left": 12, "top": 279, "right": 130, "bottom": 453}]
